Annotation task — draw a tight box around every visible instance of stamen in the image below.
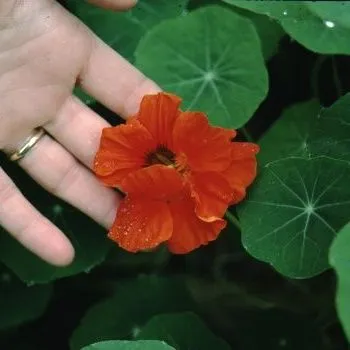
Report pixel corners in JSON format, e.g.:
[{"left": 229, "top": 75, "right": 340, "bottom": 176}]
[
  {"left": 145, "top": 145, "right": 176, "bottom": 167},
  {"left": 154, "top": 152, "right": 173, "bottom": 166}
]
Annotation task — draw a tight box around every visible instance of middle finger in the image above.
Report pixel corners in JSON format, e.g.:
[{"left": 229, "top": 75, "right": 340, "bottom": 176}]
[
  {"left": 45, "top": 96, "right": 110, "bottom": 169},
  {"left": 16, "top": 132, "right": 120, "bottom": 229}
]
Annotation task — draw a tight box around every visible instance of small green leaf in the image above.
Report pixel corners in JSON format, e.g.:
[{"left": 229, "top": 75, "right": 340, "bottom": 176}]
[
  {"left": 135, "top": 5, "right": 268, "bottom": 128},
  {"left": 308, "top": 93, "right": 350, "bottom": 162},
  {"left": 258, "top": 99, "right": 320, "bottom": 165},
  {"left": 0, "top": 202, "right": 111, "bottom": 284},
  {"left": 225, "top": 1, "right": 350, "bottom": 54},
  {"left": 329, "top": 222, "right": 350, "bottom": 341},
  {"left": 238, "top": 156, "right": 350, "bottom": 278},
  {"left": 67, "top": 0, "right": 188, "bottom": 62},
  {"left": 81, "top": 340, "right": 175, "bottom": 350},
  {"left": 70, "top": 276, "right": 194, "bottom": 350},
  {"left": 137, "top": 312, "right": 230, "bottom": 350},
  {"left": 0, "top": 265, "right": 53, "bottom": 329}
]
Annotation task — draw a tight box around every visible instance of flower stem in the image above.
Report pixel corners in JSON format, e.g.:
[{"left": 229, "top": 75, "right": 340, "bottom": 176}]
[{"left": 225, "top": 211, "right": 241, "bottom": 231}]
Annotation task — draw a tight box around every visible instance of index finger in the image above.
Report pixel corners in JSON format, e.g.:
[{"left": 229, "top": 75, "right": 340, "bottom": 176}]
[{"left": 79, "top": 29, "right": 161, "bottom": 118}]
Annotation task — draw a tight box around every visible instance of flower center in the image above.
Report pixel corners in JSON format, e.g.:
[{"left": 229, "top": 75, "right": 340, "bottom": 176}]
[{"left": 145, "top": 145, "right": 176, "bottom": 167}]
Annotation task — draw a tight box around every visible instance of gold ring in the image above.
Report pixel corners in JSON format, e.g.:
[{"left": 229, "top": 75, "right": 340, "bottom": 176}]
[{"left": 8, "top": 128, "right": 45, "bottom": 162}]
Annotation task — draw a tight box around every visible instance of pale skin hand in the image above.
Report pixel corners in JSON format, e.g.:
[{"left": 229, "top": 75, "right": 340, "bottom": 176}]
[{"left": 0, "top": 0, "right": 160, "bottom": 266}]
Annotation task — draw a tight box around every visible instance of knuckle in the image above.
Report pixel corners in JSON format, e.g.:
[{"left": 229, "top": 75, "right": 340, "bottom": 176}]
[{"left": 123, "top": 76, "right": 160, "bottom": 117}]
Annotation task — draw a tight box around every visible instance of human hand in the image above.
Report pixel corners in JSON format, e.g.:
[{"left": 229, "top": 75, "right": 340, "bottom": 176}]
[{"left": 0, "top": 0, "right": 160, "bottom": 266}]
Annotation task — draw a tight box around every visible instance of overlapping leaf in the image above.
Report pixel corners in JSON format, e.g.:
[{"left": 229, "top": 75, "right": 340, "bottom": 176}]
[
  {"left": 81, "top": 340, "right": 175, "bottom": 350},
  {"left": 217, "top": 4, "right": 284, "bottom": 60},
  {"left": 70, "top": 276, "right": 194, "bottom": 350},
  {"left": 308, "top": 93, "right": 350, "bottom": 162},
  {"left": 67, "top": 0, "right": 188, "bottom": 62},
  {"left": 306, "top": 2, "right": 350, "bottom": 29},
  {"left": 135, "top": 5, "right": 268, "bottom": 128},
  {"left": 0, "top": 265, "right": 52, "bottom": 329},
  {"left": 258, "top": 99, "right": 320, "bottom": 165},
  {"left": 137, "top": 312, "right": 230, "bottom": 350},
  {"left": 329, "top": 222, "right": 350, "bottom": 341},
  {"left": 238, "top": 157, "right": 350, "bottom": 278},
  {"left": 225, "top": 1, "right": 350, "bottom": 54},
  {"left": 243, "top": 11, "right": 284, "bottom": 61},
  {"left": 66, "top": 0, "right": 187, "bottom": 104}
]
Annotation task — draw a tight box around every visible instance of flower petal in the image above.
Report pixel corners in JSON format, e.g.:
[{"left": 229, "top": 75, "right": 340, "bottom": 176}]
[
  {"left": 108, "top": 196, "right": 173, "bottom": 252},
  {"left": 121, "top": 164, "right": 184, "bottom": 200},
  {"left": 94, "top": 120, "right": 156, "bottom": 186},
  {"left": 222, "top": 143, "right": 259, "bottom": 195},
  {"left": 223, "top": 158, "right": 258, "bottom": 189},
  {"left": 173, "top": 111, "right": 235, "bottom": 172},
  {"left": 137, "top": 92, "right": 182, "bottom": 148},
  {"left": 167, "top": 194, "right": 226, "bottom": 254},
  {"left": 230, "top": 142, "right": 260, "bottom": 160},
  {"left": 189, "top": 172, "right": 245, "bottom": 221}
]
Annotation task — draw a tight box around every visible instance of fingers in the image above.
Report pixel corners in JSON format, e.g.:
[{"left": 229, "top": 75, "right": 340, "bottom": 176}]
[
  {"left": 79, "top": 35, "right": 161, "bottom": 119},
  {"left": 45, "top": 96, "right": 109, "bottom": 168},
  {"left": 0, "top": 168, "right": 74, "bottom": 265},
  {"left": 87, "top": 0, "right": 138, "bottom": 10},
  {"left": 18, "top": 133, "right": 121, "bottom": 229}
]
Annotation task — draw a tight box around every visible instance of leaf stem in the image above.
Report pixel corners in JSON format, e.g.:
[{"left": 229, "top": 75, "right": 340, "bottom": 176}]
[
  {"left": 240, "top": 127, "right": 254, "bottom": 143},
  {"left": 311, "top": 55, "right": 327, "bottom": 99},
  {"left": 225, "top": 211, "right": 241, "bottom": 231},
  {"left": 331, "top": 56, "right": 342, "bottom": 98}
]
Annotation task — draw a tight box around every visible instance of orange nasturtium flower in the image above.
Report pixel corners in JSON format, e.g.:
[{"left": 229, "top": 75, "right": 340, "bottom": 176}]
[{"left": 93, "top": 92, "right": 259, "bottom": 254}]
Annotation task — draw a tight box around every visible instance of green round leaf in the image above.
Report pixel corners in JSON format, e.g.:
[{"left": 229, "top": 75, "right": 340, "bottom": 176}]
[
  {"left": 225, "top": 1, "right": 350, "bottom": 54},
  {"left": 258, "top": 99, "right": 320, "bottom": 165},
  {"left": 0, "top": 202, "right": 111, "bottom": 284},
  {"left": 329, "top": 221, "right": 350, "bottom": 341},
  {"left": 81, "top": 340, "right": 175, "bottom": 350},
  {"left": 306, "top": 2, "right": 350, "bottom": 29},
  {"left": 135, "top": 5, "right": 268, "bottom": 128},
  {"left": 70, "top": 276, "right": 194, "bottom": 350},
  {"left": 0, "top": 266, "right": 52, "bottom": 329},
  {"left": 137, "top": 312, "right": 230, "bottom": 350},
  {"left": 309, "top": 93, "right": 350, "bottom": 163},
  {"left": 238, "top": 156, "right": 350, "bottom": 278}
]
